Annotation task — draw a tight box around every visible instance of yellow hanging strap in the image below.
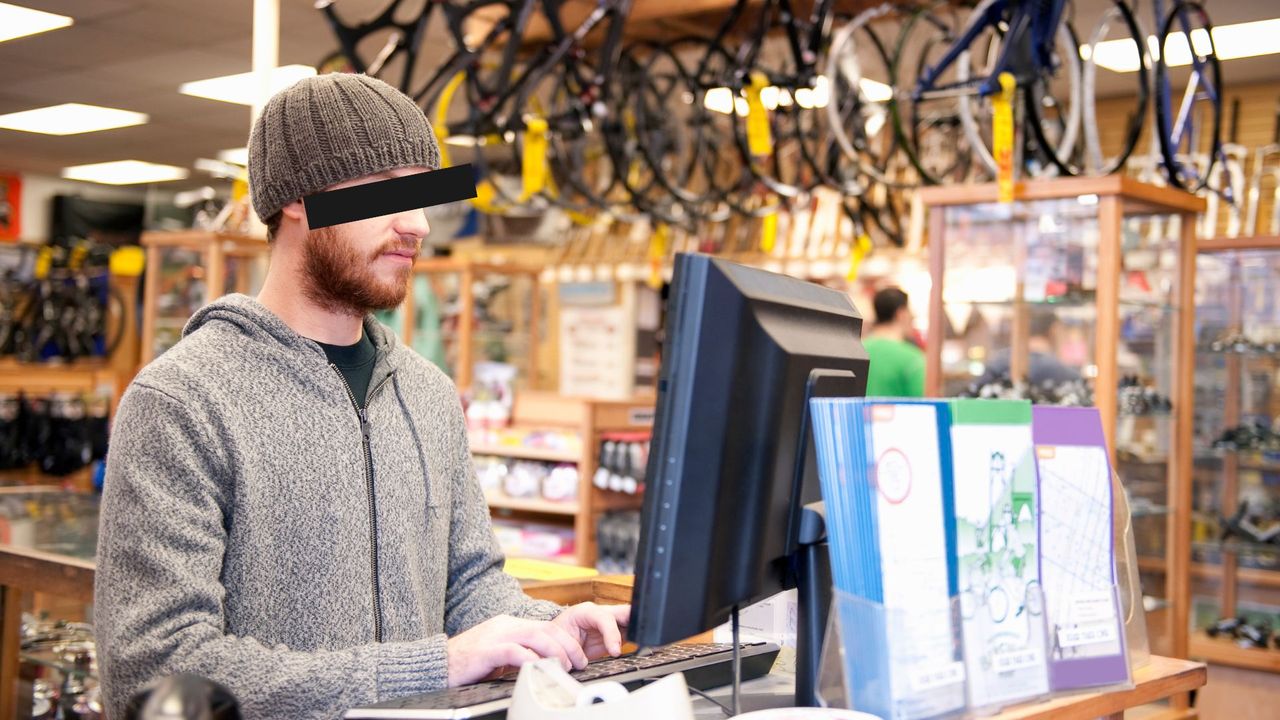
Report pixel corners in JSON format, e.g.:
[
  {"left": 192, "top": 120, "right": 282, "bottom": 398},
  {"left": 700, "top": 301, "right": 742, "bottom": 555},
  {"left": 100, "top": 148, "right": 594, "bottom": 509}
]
[
  {"left": 745, "top": 71, "right": 773, "bottom": 157},
  {"left": 521, "top": 115, "right": 549, "bottom": 201},
  {"left": 992, "top": 71, "right": 1016, "bottom": 204},
  {"left": 34, "top": 246, "right": 52, "bottom": 279},
  {"left": 845, "top": 232, "right": 873, "bottom": 282},
  {"left": 647, "top": 223, "right": 670, "bottom": 290}
]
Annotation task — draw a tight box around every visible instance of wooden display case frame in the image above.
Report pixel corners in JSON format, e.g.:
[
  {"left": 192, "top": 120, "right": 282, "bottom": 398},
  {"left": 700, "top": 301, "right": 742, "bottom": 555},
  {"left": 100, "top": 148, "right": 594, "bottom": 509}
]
[
  {"left": 139, "top": 231, "right": 270, "bottom": 365},
  {"left": 918, "top": 177, "right": 1203, "bottom": 679},
  {"left": 1187, "top": 233, "right": 1280, "bottom": 673},
  {"left": 408, "top": 258, "right": 543, "bottom": 392}
]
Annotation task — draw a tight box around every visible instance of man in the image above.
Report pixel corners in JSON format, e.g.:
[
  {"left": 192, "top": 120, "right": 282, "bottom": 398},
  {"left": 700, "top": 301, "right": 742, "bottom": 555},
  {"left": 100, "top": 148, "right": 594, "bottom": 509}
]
[
  {"left": 862, "top": 287, "right": 926, "bottom": 397},
  {"left": 96, "top": 73, "right": 627, "bottom": 719}
]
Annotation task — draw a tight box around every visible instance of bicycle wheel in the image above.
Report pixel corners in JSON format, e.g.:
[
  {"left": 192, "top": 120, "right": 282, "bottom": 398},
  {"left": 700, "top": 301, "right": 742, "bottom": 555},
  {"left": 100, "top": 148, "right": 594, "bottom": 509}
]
[
  {"left": 826, "top": 4, "right": 912, "bottom": 188},
  {"left": 955, "top": 0, "right": 1082, "bottom": 178},
  {"left": 893, "top": 3, "right": 975, "bottom": 185},
  {"left": 1078, "top": 0, "right": 1148, "bottom": 175},
  {"left": 315, "top": 0, "right": 433, "bottom": 93},
  {"left": 723, "top": 3, "right": 825, "bottom": 199},
  {"left": 1154, "top": 1, "right": 1223, "bottom": 192}
]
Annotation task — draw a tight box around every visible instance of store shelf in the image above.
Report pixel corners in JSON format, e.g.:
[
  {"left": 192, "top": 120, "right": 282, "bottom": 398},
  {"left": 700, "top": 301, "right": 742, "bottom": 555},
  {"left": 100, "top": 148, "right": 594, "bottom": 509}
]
[
  {"left": 1131, "top": 503, "right": 1171, "bottom": 518},
  {"left": 1190, "top": 631, "right": 1280, "bottom": 672},
  {"left": 942, "top": 298, "right": 1175, "bottom": 312},
  {"left": 485, "top": 491, "right": 579, "bottom": 516},
  {"left": 1138, "top": 556, "right": 1280, "bottom": 589},
  {"left": 1193, "top": 450, "right": 1280, "bottom": 473},
  {"left": 1195, "top": 345, "right": 1280, "bottom": 358},
  {"left": 470, "top": 443, "right": 580, "bottom": 464},
  {"left": 1193, "top": 539, "right": 1280, "bottom": 565}
]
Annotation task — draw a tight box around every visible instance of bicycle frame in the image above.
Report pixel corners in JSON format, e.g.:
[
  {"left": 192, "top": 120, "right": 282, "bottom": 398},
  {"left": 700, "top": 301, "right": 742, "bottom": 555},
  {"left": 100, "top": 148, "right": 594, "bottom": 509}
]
[{"left": 914, "top": 0, "right": 1070, "bottom": 100}]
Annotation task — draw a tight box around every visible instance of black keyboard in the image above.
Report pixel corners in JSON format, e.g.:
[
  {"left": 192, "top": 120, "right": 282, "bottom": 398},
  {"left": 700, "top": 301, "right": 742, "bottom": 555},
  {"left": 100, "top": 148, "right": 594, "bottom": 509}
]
[{"left": 344, "top": 642, "right": 780, "bottom": 719}]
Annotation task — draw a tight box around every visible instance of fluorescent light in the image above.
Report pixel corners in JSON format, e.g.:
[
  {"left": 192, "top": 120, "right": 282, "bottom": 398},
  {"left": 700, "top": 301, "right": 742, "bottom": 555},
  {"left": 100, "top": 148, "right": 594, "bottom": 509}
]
[
  {"left": 1086, "top": 18, "right": 1280, "bottom": 73},
  {"left": 0, "top": 103, "right": 148, "bottom": 135},
  {"left": 180, "top": 65, "right": 317, "bottom": 106},
  {"left": 0, "top": 3, "right": 72, "bottom": 43},
  {"left": 62, "top": 160, "right": 189, "bottom": 185},
  {"left": 218, "top": 147, "right": 249, "bottom": 165}
]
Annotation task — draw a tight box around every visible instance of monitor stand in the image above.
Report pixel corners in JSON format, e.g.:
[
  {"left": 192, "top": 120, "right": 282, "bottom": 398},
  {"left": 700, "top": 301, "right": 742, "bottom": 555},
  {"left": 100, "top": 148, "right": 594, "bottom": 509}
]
[
  {"left": 725, "top": 502, "right": 830, "bottom": 711},
  {"left": 795, "top": 501, "right": 831, "bottom": 707}
]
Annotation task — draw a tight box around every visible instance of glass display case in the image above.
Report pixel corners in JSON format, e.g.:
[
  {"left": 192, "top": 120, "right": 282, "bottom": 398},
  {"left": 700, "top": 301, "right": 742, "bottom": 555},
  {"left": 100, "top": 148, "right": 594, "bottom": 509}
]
[
  {"left": 1187, "top": 236, "right": 1280, "bottom": 673},
  {"left": 918, "top": 176, "right": 1204, "bottom": 662},
  {"left": 398, "top": 259, "right": 542, "bottom": 391},
  {"left": 0, "top": 487, "right": 99, "bottom": 719},
  {"left": 140, "top": 231, "right": 269, "bottom": 364}
]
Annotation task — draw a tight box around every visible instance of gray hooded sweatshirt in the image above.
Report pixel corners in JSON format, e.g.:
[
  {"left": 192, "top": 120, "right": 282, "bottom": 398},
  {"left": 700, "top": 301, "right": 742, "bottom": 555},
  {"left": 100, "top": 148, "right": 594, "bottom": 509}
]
[{"left": 95, "top": 294, "right": 561, "bottom": 719}]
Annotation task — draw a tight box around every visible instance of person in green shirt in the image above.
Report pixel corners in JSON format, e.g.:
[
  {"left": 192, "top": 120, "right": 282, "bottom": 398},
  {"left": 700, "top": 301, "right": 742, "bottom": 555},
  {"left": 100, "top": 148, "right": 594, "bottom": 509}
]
[{"left": 863, "top": 287, "right": 926, "bottom": 397}]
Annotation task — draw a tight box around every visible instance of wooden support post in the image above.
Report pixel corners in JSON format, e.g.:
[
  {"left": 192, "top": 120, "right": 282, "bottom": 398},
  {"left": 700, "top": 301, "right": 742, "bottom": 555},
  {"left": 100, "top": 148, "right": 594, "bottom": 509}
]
[
  {"left": 926, "top": 206, "right": 946, "bottom": 395},
  {"left": 0, "top": 585, "right": 21, "bottom": 720}
]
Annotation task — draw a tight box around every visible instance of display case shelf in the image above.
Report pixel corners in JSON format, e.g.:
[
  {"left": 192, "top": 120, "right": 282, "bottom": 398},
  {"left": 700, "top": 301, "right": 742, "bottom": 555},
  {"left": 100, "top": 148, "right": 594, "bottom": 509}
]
[
  {"left": 470, "top": 444, "right": 581, "bottom": 464},
  {"left": 1190, "top": 632, "right": 1280, "bottom": 673},
  {"left": 484, "top": 492, "right": 579, "bottom": 516}
]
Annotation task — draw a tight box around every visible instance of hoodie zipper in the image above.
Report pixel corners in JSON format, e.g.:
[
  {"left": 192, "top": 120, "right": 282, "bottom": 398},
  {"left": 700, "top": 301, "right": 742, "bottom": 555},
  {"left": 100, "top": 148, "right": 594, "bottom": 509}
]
[{"left": 331, "top": 364, "right": 394, "bottom": 643}]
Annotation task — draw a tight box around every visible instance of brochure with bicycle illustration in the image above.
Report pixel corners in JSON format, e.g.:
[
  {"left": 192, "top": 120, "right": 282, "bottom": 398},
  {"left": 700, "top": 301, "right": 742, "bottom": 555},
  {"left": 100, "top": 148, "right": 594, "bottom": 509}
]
[{"left": 948, "top": 399, "right": 1051, "bottom": 709}]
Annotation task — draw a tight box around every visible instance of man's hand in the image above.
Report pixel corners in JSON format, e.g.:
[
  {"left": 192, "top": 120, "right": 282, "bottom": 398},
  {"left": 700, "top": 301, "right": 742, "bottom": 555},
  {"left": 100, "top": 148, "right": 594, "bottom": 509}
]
[
  {"left": 446, "top": 614, "right": 589, "bottom": 687},
  {"left": 552, "top": 602, "right": 631, "bottom": 660}
]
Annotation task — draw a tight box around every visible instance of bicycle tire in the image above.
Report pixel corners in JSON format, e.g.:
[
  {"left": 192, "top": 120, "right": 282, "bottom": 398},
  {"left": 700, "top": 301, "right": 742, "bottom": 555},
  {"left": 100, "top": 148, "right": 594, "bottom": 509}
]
[
  {"left": 1073, "top": 0, "right": 1149, "bottom": 176},
  {"left": 1154, "top": 1, "right": 1223, "bottom": 193},
  {"left": 825, "top": 4, "right": 914, "bottom": 188},
  {"left": 891, "top": 3, "right": 972, "bottom": 185}
]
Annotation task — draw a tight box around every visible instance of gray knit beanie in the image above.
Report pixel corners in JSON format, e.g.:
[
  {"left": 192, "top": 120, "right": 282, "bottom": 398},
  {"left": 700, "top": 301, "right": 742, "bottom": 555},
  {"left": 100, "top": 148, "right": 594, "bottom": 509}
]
[{"left": 247, "top": 73, "right": 440, "bottom": 222}]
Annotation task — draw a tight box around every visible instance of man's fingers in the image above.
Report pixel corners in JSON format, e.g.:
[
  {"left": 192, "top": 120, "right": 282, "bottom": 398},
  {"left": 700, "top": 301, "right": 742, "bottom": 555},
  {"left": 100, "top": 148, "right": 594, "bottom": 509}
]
[
  {"left": 498, "top": 643, "right": 540, "bottom": 670},
  {"left": 580, "top": 606, "right": 624, "bottom": 656},
  {"left": 516, "top": 624, "right": 574, "bottom": 671},
  {"left": 546, "top": 620, "right": 590, "bottom": 670},
  {"left": 611, "top": 604, "right": 631, "bottom": 627}
]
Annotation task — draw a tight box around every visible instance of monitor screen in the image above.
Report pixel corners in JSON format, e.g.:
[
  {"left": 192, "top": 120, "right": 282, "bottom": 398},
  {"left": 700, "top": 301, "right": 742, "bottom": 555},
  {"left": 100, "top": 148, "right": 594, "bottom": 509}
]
[{"left": 628, "top": 253, "right": 869, "bottom": 647}]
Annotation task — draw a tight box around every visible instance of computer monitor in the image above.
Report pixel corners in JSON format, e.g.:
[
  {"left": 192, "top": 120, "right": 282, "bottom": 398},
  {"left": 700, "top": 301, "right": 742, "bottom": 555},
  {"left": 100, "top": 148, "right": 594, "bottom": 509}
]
[{"left": 627, "top": 253, "right": 870, "bottom": 706}]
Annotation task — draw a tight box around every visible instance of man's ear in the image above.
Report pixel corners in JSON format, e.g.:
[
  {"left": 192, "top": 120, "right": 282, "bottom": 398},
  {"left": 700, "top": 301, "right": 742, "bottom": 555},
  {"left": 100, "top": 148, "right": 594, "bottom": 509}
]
[{"left": 281, "top": 199, "right": 307, "bottom": 228}]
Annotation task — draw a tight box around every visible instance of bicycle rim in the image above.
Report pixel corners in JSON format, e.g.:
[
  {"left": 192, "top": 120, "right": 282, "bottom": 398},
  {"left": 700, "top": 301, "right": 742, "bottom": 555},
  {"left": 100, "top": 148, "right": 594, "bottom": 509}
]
[{"left": 1154, "top": 1, "right": 1223, "bottom": 192}]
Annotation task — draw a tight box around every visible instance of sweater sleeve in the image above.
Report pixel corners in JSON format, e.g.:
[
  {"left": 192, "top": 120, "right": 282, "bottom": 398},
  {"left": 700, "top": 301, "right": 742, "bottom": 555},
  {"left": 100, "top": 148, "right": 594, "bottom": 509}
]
[
  {"left": 96, "top": 383, "right": 448, "bottom": 720},
  {"left": 441, "top": 395, "right": 563, "bottom": 634}
]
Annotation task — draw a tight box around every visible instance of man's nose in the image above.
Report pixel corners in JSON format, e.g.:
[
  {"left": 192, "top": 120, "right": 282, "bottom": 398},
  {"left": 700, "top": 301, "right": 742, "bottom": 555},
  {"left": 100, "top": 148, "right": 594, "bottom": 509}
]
[{"left": 394, "top": 208, "right": 430, "bottom": 240}]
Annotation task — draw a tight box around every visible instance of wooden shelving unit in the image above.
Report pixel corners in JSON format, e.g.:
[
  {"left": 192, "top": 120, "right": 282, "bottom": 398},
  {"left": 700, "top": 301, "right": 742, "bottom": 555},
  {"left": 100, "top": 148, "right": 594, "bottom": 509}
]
[
  {"left": 139, "top": 230, "right": 269, "bottom": 365},
  {"left": 473, "top": 391, "right": 652, "bottom": 566}
]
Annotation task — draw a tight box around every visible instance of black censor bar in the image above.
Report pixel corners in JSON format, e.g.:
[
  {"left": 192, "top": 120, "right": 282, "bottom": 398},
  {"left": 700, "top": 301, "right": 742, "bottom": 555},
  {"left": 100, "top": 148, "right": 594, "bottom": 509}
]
[{"left": 303, "top": 164, "right": 478, "bottom": 229}]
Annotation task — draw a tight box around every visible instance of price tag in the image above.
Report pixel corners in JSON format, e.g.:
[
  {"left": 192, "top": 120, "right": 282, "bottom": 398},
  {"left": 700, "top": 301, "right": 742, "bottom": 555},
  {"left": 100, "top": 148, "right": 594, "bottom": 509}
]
[
  {"left": 991, "top": 648, "right": 1040, "bottom": 673},
  {"left": 745, "top": 71, "right": 774, "bottom": 157},
  {"left": 1059, "top": 623, "right": 1118, "bottom": 649},
  {"left": 911, "top": 661, "right": 966, "bottom": 692},
  {"left": 845, "top": 233, "right": 873, "bottom": 281},
  {"left": 522, "top": 115, "right": 549, "bottom": 200},
  {"left": 761, "top": 211, "right": 779, "bottom": 253},
  {"left": 992, "top": 72, "right": 1016, "bottom": 203}
]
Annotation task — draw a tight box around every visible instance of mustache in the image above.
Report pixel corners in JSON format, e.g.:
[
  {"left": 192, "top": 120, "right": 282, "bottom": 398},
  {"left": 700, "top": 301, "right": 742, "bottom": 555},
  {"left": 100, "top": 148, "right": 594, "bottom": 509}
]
[{"left": 370, "top": 235, "right": 421, "bottom": 259}]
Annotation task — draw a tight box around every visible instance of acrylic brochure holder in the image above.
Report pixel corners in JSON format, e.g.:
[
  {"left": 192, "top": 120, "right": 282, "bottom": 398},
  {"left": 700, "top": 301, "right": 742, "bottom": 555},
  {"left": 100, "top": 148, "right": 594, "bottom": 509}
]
[
  {"left": 816, "top": 585, "right": 1132, "bottom": 719},
  {"left": 817, "top": 591, "right": 967, "bottom": 720}
]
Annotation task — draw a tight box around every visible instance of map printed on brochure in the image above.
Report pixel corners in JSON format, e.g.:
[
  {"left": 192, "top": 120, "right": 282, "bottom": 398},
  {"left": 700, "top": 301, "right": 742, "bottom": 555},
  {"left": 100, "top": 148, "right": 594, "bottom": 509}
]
[
  {"left": 949, "top": 400, "right": 1050, "bottom": 709},
  {"left": 1032, "top": 406, "right": 1130, "bottom": 692},
  {"left": 867, "top": 402, "right": 966, "bottom": 719}
]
